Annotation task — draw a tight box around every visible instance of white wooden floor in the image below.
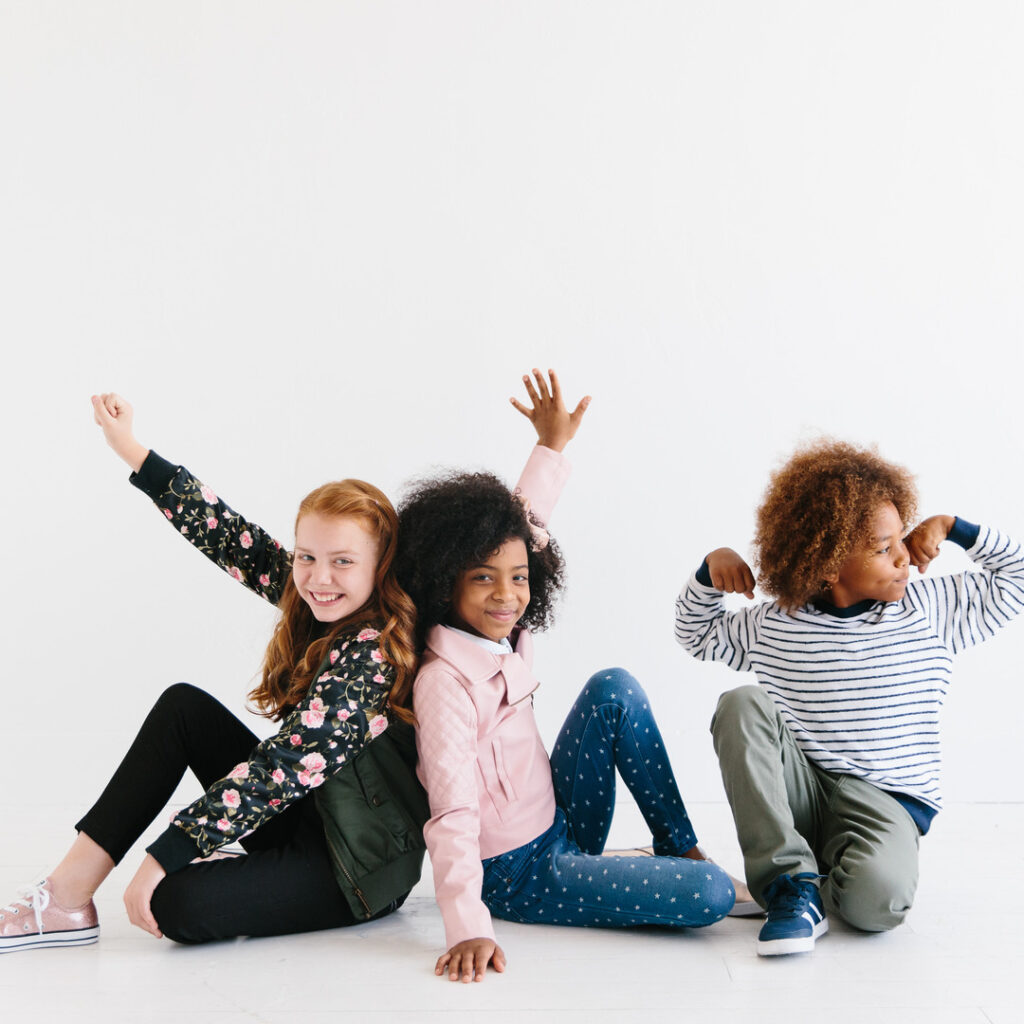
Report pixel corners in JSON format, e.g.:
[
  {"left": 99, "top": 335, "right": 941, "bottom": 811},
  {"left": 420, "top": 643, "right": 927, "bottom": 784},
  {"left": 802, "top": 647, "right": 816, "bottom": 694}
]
[{"left": 1, "top": 801, "right": 1020, "bottom": 1024}]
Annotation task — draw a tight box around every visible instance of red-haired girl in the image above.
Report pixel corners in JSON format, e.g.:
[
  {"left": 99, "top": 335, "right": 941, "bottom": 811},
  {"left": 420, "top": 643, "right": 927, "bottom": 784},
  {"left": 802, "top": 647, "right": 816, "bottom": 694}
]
[{"left": 0, "top": 394, "right": 426, "bottom": 952}]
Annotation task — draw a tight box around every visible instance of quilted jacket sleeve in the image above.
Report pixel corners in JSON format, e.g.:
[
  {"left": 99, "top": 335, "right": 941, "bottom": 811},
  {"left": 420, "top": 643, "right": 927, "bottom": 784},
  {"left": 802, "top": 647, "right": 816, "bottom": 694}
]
[{"left": 414, "top": 667, "right": 497, "bottom": 947}]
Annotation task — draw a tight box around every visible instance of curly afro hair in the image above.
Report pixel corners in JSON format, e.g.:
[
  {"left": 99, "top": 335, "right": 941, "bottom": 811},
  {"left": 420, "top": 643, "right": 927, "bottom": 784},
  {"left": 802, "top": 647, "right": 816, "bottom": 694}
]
[
  {"left": 754, "top": 438, "right": 918, "bottom": 610},
  {"left": 396, "top": 470, "right": 566, "bottom": 650}
]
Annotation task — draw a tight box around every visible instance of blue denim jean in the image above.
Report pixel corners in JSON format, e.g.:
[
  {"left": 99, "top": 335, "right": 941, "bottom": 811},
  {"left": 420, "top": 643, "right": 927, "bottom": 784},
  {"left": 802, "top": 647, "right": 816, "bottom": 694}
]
[{"left": 481, "top": 668, "right": 735, "bottom": 929}]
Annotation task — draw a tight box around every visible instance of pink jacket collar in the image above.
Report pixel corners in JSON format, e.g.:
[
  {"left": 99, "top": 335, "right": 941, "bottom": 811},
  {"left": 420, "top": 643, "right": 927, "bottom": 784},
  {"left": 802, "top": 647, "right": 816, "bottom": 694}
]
[{"left": 424, "top": 625, "right": 538, "bottom": 705}]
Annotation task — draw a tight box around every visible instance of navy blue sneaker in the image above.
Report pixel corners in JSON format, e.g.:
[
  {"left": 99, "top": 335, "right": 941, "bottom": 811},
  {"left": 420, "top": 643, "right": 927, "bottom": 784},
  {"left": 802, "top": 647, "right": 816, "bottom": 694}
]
[{"left": 756, "top": 872, "right": 827, "bottom": 956}]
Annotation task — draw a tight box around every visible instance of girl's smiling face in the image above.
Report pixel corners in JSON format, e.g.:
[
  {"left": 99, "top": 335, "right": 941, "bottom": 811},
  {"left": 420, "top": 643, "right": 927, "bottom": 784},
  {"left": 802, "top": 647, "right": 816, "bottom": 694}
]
[
  {"left": 449, "top": 537, "right": 530, "bottom": 642},
  {"left": 292, "top": 513, "right": 379, "bottom": 621},
  {"left": 825, "top": 501, "right": 911, "bottom": 607}
]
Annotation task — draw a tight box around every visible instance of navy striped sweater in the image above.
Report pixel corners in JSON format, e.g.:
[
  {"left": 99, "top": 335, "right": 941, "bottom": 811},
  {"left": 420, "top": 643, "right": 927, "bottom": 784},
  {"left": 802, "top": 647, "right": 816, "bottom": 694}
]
[{"left": 674, "top": 520, "right": 1024, "bottom": 821}]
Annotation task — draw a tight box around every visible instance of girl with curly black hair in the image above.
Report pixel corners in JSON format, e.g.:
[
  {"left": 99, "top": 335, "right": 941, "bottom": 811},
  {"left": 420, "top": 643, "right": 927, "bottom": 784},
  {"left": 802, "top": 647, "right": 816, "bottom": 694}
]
[
  {"left": 398, "top": 370, "right": 736, "bottom": 984},
  {"left": 675, "top": 439, "right": 1024, "bottom": 959}
]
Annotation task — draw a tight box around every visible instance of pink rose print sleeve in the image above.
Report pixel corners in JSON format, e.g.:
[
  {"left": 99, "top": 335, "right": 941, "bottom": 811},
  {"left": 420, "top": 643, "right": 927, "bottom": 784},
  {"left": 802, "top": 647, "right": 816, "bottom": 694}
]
[
  {"left": 157, "top": 628, "right": 395, "bottom": 866},
  {"left": 130, "top": 452, "right": 292, "bottom": 604}
]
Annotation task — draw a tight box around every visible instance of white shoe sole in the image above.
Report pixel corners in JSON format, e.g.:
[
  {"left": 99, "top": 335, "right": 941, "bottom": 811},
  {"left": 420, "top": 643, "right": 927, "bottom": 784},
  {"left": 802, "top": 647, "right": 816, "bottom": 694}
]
[
  {"left": 757, "top": 917, "right": 828, "bottom": 956},
  {"left": 0, "top": 925, "right": 99, "bottom": 953}
]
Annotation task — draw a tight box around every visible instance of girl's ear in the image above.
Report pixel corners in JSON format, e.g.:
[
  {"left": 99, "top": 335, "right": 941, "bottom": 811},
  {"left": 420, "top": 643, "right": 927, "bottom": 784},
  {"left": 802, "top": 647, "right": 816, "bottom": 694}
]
[{"left": 822, "top": 571, "right": 838, "bottom": 588}]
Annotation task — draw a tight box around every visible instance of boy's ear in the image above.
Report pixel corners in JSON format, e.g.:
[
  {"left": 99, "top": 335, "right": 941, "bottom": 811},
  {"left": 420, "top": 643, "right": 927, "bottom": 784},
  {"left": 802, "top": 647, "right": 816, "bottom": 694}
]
[{"left": 822, "top": 571, "right": 839, "bottom": 586}]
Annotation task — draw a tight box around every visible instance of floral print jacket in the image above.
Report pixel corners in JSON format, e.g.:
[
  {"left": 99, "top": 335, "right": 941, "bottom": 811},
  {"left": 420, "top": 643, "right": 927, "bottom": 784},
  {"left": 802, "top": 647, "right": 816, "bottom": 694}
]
[{"left": 131, "top": 451, "right": 398, "bottom": 875}]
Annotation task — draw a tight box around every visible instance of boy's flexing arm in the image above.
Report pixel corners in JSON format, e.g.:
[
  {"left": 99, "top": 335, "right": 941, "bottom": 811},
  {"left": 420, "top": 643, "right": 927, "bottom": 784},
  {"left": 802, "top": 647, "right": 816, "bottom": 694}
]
[
  {"left": 675, "top": 547, "right": 762, "bottom": 672},
  {"left": 905, "top": 515, "right": 1024, "bottom": 653}
]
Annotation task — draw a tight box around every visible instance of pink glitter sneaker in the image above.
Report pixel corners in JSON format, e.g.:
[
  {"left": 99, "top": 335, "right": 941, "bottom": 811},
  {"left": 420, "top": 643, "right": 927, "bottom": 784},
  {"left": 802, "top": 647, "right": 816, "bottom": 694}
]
[{"left": 0, "top": 880, "right": 99, "bottom": 953}]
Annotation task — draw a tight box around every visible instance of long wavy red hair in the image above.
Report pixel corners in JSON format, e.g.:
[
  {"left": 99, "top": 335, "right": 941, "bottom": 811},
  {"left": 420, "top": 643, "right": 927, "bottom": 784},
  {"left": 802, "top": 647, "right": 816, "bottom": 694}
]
[{"left": 248, "top": 479, "right": 418, "bottom": 724}]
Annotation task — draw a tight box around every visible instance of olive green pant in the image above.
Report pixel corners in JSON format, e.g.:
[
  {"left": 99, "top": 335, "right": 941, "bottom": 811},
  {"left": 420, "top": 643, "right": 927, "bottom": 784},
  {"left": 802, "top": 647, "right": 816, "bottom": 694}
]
[{"left": 711, "top": 685, "right": 920, "bottom": 932}]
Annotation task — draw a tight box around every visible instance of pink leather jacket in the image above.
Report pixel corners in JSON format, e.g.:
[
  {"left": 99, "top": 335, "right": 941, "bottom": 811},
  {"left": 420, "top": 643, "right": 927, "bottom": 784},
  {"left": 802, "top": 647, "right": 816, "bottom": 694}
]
[{"left": 413, "top": 444, "right": 570, "bottom": 947}]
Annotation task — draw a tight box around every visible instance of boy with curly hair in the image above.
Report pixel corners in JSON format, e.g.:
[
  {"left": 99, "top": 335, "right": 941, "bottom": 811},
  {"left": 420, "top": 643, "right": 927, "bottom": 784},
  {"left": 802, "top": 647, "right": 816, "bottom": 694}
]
[{"left": 674, "top": 439, "right": 1024, "bottom": 956}]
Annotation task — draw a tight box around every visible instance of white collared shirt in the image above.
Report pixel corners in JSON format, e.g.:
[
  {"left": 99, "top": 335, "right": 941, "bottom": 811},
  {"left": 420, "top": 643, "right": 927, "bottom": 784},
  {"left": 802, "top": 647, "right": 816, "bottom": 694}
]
[{"left": 447, "top": 626, "right": 513, "bottom": 656}]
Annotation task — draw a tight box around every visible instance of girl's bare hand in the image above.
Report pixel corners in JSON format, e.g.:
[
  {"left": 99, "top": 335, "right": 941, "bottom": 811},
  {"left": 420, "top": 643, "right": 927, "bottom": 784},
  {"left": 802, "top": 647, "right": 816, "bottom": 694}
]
[
  {"left": 91, "top": 393, "right": 150, "bottom": 472},
  {"left": 435, "top": 937, "right": 507, "bottom": 983},
  {"left": 510, "top": 368, "right": 590, "bottom": 453},
  {"left": 123, "top": 854, "right": 166, "bottom": 939}
]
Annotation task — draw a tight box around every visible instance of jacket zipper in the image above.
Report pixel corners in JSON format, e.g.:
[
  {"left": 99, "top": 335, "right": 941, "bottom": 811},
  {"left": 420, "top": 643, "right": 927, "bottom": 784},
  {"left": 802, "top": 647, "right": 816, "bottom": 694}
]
[{"left": 324, "top": 832, "right": 372, "bottom": 919}]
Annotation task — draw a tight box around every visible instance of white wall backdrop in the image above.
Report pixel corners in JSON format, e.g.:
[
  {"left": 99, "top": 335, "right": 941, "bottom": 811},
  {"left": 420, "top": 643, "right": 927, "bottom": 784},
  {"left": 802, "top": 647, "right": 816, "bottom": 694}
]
[{"left": 2, "top": 2, "right": 1022, "bottom": 815}]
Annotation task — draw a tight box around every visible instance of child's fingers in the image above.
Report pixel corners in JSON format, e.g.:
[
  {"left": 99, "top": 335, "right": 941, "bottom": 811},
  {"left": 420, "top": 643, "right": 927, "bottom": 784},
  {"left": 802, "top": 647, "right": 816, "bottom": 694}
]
[
  {"left": 492, "top": 945, "right": 507, "bottom": 972},
  {"left": 713, "top": 566, "right": 750, "bottom": 595},
  {"left": 906, "top": 535, "right": 938, "bottom": 567},
  {"left": 569, "top": 395, "right": 592, "bottom": 427},
  {"left": 547, "top": 368, "right": 563, "bottom": 405},
  {"left": 445, "top": 950, "right": 461, "bottom": 980},
  {"left": 742, "top": 564, "right": 756, "bottom": 593},
  {"left": 521, "top": 373, "right": 542, "bottom": 407},
  {"left": 98, "top": 392, "right": 129, "bottom": 420},
  {"left": 448, "top": 951, "right": 467, "bottom": 982},
  {"left": 509, "top": 396, "right": 534, "bottom": 419},
  {"left": 92, "top": 394, "right": 122, "bottom": 429},
  {"left": 531, "top": 367, "right": 552, "bottom": 402},
  {"left": 915, "top": 542, "right": 939, "bottom": 570},
  {"left": 435, "top": 952, "right": 452, "bottom": 976},
  {"left": 90, "top": 394, "right": 107, "bottom": 426}
]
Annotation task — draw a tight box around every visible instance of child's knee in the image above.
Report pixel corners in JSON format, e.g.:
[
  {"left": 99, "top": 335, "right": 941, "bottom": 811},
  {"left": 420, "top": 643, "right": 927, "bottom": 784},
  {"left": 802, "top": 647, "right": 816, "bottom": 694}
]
[
  {"left": 825, "top": 860, "right": 917, "bottom": 932},
  {"left": 154, "top": 681, "right": 205, "bottom": 714},
  {"left": 580, "top": 667, "right": 646, "bottom": 709},
  {"left": 710, "top": 684, "right": 771, "bottom": 738},
  {"left": 150, "top": 876, "right": 195, "bottom": 945},
  {"left": 703, "top": 862, "right": 737, "bottom": 922}
]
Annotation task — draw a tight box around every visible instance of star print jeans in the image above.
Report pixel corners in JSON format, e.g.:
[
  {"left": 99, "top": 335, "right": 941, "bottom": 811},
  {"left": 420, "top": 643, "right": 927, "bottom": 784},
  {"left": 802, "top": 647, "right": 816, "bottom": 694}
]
[{"left": 480, "top": 668, "right": 735, "bottom": 929}]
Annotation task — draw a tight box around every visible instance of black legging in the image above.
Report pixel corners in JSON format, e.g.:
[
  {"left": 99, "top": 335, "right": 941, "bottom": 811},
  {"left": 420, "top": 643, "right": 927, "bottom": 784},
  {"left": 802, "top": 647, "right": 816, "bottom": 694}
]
[{"left": 76, "top": 683, "right": 398, "bottom": 944}]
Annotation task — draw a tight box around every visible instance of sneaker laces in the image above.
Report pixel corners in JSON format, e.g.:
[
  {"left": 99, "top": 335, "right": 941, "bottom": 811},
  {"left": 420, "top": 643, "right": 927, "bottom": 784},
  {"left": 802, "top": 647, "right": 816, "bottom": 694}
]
[
  {"left": 765, "top": 876, "right": 815, "bottom": 918},
  {"left": 2, "top": 881, "right": 51, "bottom": 933}
]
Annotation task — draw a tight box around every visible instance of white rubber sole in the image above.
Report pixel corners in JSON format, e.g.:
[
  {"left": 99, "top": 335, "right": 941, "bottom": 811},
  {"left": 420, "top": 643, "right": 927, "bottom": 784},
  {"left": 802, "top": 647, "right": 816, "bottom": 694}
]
[
  {"left": 757, "top": 917, "right": 828, "bottom": 956},
  {"left": 0, "top": 925, "right": 99, "bottom": 954}
]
